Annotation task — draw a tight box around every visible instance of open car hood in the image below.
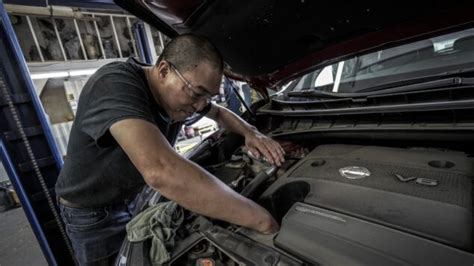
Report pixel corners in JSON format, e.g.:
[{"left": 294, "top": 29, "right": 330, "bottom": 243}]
[{"left": 115, "top": 0, "right": 474, "bottom": 90}]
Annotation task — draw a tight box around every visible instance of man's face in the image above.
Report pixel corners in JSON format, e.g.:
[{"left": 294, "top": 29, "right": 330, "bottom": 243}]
[{"left": 152, "top": 61, "right": 221, "bottom": 121}]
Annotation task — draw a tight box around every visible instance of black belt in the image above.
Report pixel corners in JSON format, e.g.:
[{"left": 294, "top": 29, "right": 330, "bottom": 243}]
[{"left": 58, "top": 197, "right": 136, "bottom": 209}]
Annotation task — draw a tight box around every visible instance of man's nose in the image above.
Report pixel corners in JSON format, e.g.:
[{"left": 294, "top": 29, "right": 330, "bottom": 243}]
[{"left": 192, "top": 98, "right": 208, "bottom": 112}]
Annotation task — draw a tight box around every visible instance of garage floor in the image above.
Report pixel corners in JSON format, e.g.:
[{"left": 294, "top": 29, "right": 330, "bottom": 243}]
[{"left": 0, "top": 207, "right": 47, "bottom": 266}]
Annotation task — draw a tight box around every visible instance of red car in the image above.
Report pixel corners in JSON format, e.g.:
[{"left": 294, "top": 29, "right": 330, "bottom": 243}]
[{"left": 115, "top": 1, "right": 474, "bottom": 265}]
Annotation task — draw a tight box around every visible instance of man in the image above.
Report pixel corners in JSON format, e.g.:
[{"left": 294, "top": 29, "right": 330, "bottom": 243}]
[{"left": 55, "top": 34, "right": 284, "bottom": 265}]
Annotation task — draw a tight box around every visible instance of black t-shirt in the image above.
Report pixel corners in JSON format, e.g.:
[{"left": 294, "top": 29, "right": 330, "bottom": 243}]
[{"left": 55, "top": 58, "right": 209, "bottom": 207}]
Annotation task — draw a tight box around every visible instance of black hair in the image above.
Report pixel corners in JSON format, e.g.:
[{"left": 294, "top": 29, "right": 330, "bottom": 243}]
[{"left": 156, "top": 34, "right": 223, "bottom": 75}]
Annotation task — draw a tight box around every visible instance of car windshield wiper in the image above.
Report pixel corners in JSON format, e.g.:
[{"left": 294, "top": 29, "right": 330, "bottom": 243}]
[{"left": 287, "top": 76, "right": 474, "bottom": 99}]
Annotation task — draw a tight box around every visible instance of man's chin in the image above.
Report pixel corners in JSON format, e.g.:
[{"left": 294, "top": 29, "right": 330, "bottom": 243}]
[{"left": 171, "top": 112, "right": 190, "bottom": 122}]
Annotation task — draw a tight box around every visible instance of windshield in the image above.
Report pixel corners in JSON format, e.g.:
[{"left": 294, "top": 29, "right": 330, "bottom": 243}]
[{"left": 290, "top": 27, "right": 474, "bottom": 94}]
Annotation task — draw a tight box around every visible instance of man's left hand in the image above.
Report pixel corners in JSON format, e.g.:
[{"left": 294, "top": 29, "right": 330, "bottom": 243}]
[{"left": 245, "top": 131, "right": 285, "bottom": 166}]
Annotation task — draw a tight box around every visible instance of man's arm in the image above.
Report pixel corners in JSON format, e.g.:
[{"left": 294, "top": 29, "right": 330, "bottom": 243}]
[
  {"left": 206, "top": 103, "right": 285, "bottom": 166},
  {"left": 110, "top": 118, "right": 278, "bottom": 234}
]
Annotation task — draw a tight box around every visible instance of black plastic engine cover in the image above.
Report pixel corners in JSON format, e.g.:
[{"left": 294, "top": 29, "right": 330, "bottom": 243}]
[
  {"left": 274, "top": 202, "right": 474, "bottom": 265},
  {"left": 262, "top": 144, "right": 473, "bottom": 251}
]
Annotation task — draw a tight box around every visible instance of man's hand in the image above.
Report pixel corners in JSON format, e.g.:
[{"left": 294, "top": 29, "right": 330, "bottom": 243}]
[
  {"left": 253, "top": 207, "right": 280, "bottom": 234},
  {"left": 206, "top": 104, "right": 285, "bottom": 166},
  {"left": 245, "top": 131, "right": 285, "bottom": 166}
]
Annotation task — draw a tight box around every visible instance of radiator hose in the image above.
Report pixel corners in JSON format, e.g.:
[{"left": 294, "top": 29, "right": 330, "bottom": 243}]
[{"left": 240, "top": 166, "right": 277, "bottom": 200}]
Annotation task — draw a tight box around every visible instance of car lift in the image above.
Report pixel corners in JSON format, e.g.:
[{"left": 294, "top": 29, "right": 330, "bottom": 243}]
[{"left": 0, "top": 0, "right": 154, "bottom": 264}]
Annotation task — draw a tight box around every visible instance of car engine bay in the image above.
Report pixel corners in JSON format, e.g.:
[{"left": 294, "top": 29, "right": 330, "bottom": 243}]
[{"left": 119, "top": 127, "right": 474, "bottom": 265}]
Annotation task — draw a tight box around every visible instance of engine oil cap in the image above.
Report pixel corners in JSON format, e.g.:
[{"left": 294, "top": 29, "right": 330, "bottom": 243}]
[{"left": 339, "top": 166, "right": 371, "bottom": 179}]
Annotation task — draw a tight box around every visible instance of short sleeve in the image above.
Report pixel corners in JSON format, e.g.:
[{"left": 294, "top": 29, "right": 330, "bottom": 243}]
[{"left": 79, "top": 74, "right": 154, "bottom": 147}]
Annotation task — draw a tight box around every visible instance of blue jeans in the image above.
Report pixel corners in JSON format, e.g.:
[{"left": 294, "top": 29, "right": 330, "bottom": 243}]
[{"left": 59, "top": 199, "right": 137, "bottom": 266}]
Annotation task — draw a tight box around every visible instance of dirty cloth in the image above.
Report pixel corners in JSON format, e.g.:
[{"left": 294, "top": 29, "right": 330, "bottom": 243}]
[{"left": 126, "top": 201, "right": 184, "bottom": 265}]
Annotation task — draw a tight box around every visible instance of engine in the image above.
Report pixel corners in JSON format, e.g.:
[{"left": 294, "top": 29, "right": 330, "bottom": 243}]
[
  {"left": 166, "top": 143, "right": 474, "bottom": 265},
  {"left": 261, "top": 144, "right": 474, "bottom": 265}
]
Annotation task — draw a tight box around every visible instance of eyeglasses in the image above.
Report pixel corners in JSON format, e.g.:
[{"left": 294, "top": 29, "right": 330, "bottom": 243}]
[{"left": 168, "top": 62, "right": 212, "bottom": 103}]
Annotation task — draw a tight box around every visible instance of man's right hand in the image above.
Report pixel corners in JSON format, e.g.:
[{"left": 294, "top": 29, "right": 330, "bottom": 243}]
[
  {"left": 248, "top": 205, "right": 279, "bottom": 234},
  {"left": 257, "top": 212, "right": 280, "bottom": 234}
]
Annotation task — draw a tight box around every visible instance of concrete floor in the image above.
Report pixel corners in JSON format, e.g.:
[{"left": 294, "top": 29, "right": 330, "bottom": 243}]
[{"left": 0, "top": 207, "right": 47, "bottom": 266}]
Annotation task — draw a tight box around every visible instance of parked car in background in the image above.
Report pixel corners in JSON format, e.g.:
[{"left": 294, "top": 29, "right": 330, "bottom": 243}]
[{"left": 116, "top": 1, "right": 474, "bottom": 265}]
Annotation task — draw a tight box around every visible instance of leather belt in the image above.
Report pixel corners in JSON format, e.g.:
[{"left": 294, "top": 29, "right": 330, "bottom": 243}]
[{"left": 58, "top": 197, "right": 83, "bottom": 208}]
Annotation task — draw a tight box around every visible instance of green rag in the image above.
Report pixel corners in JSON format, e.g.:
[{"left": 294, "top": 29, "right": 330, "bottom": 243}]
[{"left": 126, "top": 201, "right": 184, "bottom": 265}]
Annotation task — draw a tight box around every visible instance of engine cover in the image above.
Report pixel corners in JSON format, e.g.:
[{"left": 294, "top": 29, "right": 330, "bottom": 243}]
[
  {"left": 274, "top": 202, "right": 474, "bottom": 265},
  {"left": 262, "top": 144, "right": 473, "bottom": 251}
]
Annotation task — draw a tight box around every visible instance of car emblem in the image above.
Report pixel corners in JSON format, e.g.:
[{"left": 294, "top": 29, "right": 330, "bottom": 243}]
[{"left": 339, "top": 166, "right": 371, "bottom": 179}]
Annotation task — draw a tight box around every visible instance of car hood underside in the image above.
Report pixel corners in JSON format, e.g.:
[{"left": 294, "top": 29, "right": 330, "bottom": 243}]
[{"left": 115, "top": 0, "right": 474, "bottom": 89}]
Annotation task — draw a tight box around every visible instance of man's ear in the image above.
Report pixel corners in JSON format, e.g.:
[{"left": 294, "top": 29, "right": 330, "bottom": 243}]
[{"left": 156, "top": 61, "right": 170, "bottom": 79}]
